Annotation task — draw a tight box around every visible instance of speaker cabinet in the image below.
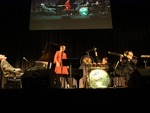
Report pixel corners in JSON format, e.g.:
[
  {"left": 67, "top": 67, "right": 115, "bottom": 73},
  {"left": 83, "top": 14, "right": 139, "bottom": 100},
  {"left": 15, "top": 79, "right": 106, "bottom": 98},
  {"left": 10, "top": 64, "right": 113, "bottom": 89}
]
[
  {"left": 137, "top": 68, "right": 150, "bottom": 76},
  {"left": 21, "top": 69, "right": 61, "bottom": 89},
  {"left": 137, "top": 68, "right": 150, "bottom": 88},
  {"left": 127, "top": 69, "right": 141, "bottom": 88}
]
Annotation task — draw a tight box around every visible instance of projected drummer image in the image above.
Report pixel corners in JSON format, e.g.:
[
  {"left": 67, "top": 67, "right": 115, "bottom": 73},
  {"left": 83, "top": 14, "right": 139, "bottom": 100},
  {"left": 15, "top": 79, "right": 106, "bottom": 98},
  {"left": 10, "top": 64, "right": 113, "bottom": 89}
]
[{"left": 29, "top": 0, "right": 112, "bottom": 30}]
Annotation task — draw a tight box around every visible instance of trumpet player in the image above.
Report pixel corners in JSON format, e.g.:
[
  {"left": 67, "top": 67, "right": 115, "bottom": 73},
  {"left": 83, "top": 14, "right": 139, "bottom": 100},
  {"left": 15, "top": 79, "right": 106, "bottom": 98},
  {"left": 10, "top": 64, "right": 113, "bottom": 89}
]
[{"left": 119, "top": 51, "right": 138, "bottom": 87}]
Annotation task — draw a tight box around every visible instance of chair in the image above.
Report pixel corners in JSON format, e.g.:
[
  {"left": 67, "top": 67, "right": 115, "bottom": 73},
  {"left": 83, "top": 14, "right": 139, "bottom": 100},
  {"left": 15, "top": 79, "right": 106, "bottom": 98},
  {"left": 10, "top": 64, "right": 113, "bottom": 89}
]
[{"left": 1, "top": 73, "right": 22, "bottom": 89}]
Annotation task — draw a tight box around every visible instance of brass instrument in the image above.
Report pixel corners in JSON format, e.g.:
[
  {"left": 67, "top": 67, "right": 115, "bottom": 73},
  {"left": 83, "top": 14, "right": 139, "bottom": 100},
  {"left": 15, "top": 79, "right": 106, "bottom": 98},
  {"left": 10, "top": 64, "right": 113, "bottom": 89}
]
[
  {"left": 108, "top": 51, "right": 123, "bottom": 57},
  {"left": 123, "top": 51, "right": 129, "bottom": 57},
  {"left": 123, "top": 51, "right": 138, "bottom": 58},
  {"left": 108, "top": 51, "right": 138, "bottom": 58}
]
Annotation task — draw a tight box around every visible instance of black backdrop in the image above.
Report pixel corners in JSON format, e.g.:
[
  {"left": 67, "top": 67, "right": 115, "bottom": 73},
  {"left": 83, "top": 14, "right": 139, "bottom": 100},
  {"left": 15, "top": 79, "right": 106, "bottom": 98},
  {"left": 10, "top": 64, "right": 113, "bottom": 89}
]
[{"left": 1, "top": 0, "right": 150, "bottom": 70}]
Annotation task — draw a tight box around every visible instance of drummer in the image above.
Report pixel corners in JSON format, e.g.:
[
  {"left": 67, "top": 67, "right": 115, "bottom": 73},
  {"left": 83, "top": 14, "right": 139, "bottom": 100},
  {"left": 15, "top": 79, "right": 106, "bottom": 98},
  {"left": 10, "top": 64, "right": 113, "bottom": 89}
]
[
  {"left": 100, "top": 57, "right": 110, "bottom": 71},
  {"left": 94, "top": 48, "right": 110, "bottom": 72}
]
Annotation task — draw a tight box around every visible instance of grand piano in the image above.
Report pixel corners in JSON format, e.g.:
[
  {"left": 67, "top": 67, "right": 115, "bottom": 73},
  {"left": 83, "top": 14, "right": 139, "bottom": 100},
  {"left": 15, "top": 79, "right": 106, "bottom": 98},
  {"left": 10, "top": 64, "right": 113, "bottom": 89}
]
[
  {"left": 39, "top": 42, "right": 59, "bottom": 69},
  {"left": 27, "top": 42, "right": 59, "bottom": 70},
  {"left": 21, "top": 42, "right": 60, "bottom": 88}
]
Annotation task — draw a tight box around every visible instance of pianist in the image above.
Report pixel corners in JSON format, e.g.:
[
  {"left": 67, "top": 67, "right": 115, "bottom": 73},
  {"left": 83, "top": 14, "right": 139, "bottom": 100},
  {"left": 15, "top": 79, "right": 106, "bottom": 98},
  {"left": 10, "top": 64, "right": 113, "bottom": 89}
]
[
  {"left": 0, "top": 54, "right": 22, "bottom": 79},
  {"left": 41, "top": 3, "right": 56, "bottom": 15}
]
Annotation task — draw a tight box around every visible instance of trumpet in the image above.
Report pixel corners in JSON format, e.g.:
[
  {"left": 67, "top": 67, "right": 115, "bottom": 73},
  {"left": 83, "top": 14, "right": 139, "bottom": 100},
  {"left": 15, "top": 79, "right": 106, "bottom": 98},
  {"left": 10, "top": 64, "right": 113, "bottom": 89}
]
[
  {"left": 123, "top": 51, "right": 129, "bottom": 57},
  {"left": 108, "top": 51, "right": 123, "bottom": 57},
  {"left": 123, "top": 51, "right": 138, "bottom": 58}
]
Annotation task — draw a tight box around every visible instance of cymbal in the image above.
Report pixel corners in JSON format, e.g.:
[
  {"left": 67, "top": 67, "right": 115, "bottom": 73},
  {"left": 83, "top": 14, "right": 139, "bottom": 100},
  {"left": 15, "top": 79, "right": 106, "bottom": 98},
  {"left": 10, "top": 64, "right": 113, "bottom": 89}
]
[{"left": 81, "top": 56, "right": 93, "bottom": 65}]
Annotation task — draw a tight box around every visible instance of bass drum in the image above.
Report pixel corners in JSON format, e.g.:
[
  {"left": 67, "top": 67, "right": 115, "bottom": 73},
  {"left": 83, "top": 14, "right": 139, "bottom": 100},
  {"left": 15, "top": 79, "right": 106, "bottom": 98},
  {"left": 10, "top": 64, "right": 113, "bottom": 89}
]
[{"left": 87, "top": 69, "right": 110, "bottom": 88}]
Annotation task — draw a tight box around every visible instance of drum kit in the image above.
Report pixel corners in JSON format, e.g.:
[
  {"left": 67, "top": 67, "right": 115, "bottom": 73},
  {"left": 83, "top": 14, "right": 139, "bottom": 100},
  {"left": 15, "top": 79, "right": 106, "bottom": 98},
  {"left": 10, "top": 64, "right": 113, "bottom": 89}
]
[{"left": 80, "top": 53, "right": 110, "bottom": 89}]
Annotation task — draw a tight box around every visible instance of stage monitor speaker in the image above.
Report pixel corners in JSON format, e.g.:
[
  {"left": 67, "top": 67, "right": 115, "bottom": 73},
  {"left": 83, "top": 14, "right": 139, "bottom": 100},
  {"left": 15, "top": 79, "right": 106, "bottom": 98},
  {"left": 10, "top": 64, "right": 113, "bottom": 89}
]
[
  {"left": 21, "top": 69, "right": 61, "bottom": 89},
  {"left": 127, "top": 69, "right": 141, "bottom": 88},
  {"left": 137, "top": 68, "right": 150, "bottom": 76},
  {"left": 137, "top": 68, "right": 150, "bottom": 88}
]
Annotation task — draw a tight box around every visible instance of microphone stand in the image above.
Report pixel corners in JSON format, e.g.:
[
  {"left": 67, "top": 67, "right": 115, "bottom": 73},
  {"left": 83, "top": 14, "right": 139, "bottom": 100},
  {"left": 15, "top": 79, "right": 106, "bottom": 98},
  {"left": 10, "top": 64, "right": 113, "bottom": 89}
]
[
  {"left": 22, "top": 58, "right": 29, "bottom": 72},
  {"left": 85, "top": 47, "right": 96, "bottom": 88},
  {"left": 86, "top": 52, "right": 91, "bottom": 88}
]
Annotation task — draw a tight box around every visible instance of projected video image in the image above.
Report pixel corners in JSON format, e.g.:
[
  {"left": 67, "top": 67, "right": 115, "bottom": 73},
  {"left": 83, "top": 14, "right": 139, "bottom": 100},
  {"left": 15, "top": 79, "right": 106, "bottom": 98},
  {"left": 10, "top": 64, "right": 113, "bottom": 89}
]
[{"left": 29, "top": 0, "right": 112, "bottom": 30}]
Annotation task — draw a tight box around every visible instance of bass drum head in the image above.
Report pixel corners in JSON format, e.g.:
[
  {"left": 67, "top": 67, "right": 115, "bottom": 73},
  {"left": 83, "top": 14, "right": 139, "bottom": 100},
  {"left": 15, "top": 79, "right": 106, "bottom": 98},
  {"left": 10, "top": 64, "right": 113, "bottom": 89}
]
[{"left": 87, "top": 69, "right": 110, "bottom": 88}]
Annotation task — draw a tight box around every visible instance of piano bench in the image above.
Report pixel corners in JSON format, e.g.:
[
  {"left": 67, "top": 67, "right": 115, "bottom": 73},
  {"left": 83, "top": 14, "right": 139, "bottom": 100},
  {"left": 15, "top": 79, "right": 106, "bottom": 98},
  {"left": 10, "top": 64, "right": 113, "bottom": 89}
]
[{"left": 4, "top": 78, "right": 22, "bottom": 89}]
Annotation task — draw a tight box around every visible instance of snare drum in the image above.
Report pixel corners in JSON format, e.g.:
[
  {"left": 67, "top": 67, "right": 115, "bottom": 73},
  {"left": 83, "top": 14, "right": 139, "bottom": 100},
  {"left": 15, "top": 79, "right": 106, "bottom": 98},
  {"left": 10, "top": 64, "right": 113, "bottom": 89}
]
[
  {"left": 90, "top": 63, "right": 106, "bottom": 70},
  {"left": 87, "top": 69, "right": 110, "bottom": 88}
]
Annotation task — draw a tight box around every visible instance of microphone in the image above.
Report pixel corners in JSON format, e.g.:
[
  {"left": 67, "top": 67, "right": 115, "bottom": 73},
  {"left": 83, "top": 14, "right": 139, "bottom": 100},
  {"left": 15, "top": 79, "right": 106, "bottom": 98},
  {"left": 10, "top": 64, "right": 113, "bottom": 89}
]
[{"left": 23, "top": 57, "right": 28, "bottom": 62}]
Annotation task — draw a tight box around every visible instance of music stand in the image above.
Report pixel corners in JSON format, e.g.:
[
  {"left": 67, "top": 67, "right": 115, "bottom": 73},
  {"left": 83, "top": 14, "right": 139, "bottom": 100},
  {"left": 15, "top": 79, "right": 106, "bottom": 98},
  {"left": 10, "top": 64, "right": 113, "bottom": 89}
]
[
  {"left": 71, "top": 68, "right": 83, "bottom": 88},
  {"left": 62, "top": 58, "right": 80, "bottom": 88}
]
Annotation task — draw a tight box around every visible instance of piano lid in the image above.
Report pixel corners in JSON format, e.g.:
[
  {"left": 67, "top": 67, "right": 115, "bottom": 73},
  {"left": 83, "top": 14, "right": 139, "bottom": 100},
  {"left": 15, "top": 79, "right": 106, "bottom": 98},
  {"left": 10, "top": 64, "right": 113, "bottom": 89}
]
[
  {"left": 40, "top": 42, "right": 59, "bottom": 62},
  {"left": 141, "top": 55, "right": 150, "bottom": 58}
]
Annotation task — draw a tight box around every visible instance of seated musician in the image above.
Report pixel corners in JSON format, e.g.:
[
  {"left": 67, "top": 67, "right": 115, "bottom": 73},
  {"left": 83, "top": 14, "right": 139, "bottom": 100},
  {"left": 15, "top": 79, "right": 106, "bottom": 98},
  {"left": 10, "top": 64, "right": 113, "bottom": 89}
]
[
  {"left": 94, "top": 48, "right": 110, "bottom": 72},
  {"left": 41, "top": 3, "right": 56, "bottom": 15},
  {"left": 0, "top": 54, "right": 22, "bottom": 79},
  {"left": 99, "top": 57, "right": 109, "bottom": 71}
]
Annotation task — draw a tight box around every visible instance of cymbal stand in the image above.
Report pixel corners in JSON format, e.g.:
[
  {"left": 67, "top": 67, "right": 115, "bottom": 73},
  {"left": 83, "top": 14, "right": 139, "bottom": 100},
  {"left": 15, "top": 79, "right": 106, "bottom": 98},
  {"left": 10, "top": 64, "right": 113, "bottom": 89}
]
[
  {"left": 85, "top": 52, "right": 93, "bottom": 88},
  {"left": 113, "top": 60, "right": 121, "bottom": 88},
  {"left": 86, "top": 52, "right": 90, "bottom": 88},
  {"left": 69, "top": 63, "right": 73, "bottom": 88},
  {"left": 86, "top": 65, "right": 92, "bottom": 88}
]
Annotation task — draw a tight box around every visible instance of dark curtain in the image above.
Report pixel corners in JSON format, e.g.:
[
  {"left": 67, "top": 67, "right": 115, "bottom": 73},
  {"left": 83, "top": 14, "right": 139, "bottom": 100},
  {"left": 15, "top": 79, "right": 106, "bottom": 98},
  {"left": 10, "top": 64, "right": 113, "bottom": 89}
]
[{"left": 1, "top": 0, "right": 150, "bottom": 71}]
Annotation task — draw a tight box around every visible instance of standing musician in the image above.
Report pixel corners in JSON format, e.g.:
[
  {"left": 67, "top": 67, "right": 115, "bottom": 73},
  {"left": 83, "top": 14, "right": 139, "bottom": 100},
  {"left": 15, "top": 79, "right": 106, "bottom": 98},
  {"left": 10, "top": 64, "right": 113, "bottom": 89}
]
[
  {"left": 53, "top": 45, "right": 70, "bottom": 88},
  {"left": 119, "top": 51, "right": 138, "bottom": 87},
  {"left": 65, "top": 0, "right": 71, "bottom": 11}
]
